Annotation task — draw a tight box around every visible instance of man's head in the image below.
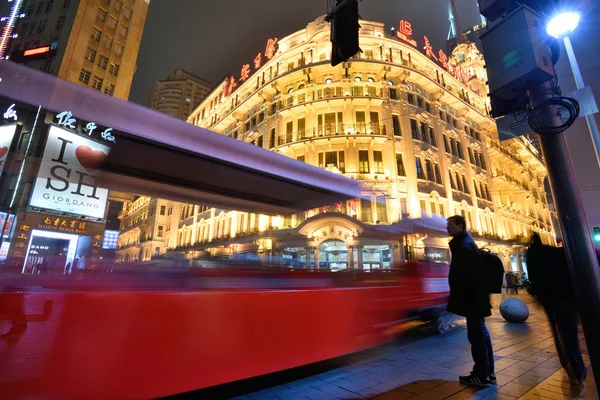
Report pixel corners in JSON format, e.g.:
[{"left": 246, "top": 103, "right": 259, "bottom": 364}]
[
  {"left": 528, "top": 232, "right": 542, "bottom": 247},
  {"left": 447, "top": 215, "right": 466, "bottom": 237}
]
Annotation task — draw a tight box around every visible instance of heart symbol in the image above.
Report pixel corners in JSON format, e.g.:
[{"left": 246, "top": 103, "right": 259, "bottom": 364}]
[
  {"left": 75, "top": 146, "right": 107, "bottom": 172},
  {"left": 0, "top": 147, "right": 8, "bottom": 159}
]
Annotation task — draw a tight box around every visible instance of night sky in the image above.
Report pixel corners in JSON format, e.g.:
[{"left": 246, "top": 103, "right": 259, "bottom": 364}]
[{"left": 129, "top": 0, "right": 482, "bottom": 104}]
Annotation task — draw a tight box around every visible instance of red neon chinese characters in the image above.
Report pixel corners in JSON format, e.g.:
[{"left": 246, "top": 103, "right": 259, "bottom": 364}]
[
  {"left": 438, "top": 50, "right": 448, "bottom": 69},
  {"left": 254, "top": 53, "right": 262, "bottom": 69},
  {"left": 265, "top": 38, "right": 278, "bottom": 59},
  {"left": 423, "top": 36, "right": 437, "bottom": 61},
  {"left": 399, "top": 20, "right": 412, "bottom": 36},
  {"left": 224, "top": 76, "right": 237, "bottom": 96},
  {"left": 240, "top": 64, "right": 250, "bottom": 81}
]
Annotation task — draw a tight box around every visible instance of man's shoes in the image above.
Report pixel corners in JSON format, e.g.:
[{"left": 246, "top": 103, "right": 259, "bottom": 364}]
[
  {"left": 459, "top": 373, "right": 491, "bottom": 388},
  {"left": 569, "top": 378, "right": 584, "bottom": 397},
  {"left": 488, "top": 372, "right": 497, "bottom": 384}
]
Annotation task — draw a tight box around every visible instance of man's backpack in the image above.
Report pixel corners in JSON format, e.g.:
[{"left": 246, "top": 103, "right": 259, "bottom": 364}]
[{"left": 480, "top": 248, "right": 505, "bottom": 294}]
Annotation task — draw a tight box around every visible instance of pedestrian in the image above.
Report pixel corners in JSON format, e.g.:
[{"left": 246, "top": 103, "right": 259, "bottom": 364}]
[
  {"left": 446, "top": 215, "right": 495, "bottom": 387},
  {"left": 526, "top": 232, "right": 586, "bottom": 394}
]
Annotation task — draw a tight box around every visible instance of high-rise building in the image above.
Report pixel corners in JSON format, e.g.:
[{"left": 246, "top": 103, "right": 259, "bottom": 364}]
[
  {"left": 148, "top": 69, "right": 212, "bottom": 120},
  {"left": 6, "top": 0, "right": 149, "bottom": 101},
  {"left": 117, "top": 16, "right": 555, "bottom": 273},
  {"left": 0, "top": 0, "right": 149, "bottom": 270}
]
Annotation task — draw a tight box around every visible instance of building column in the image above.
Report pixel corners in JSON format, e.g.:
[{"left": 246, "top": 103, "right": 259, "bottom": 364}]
[
  {"left": 305, "top": 247, "right": 311, "bottom": 268},
  {"left": 514, "top": 250, "right": 524, "bottom": 273},
  {"left": 313, "top": 247, "right": 320, "bottom": 269},
  {"left": 190, "top": 205, "right": 199, "bottom": 244},
  {"left": 392, "top": 242, "right": 403, "bottom": 265},
  {"left": 347, "top": 245, "right": 355, "bottom": 269},
  {"left": 356, "top": 245, "right": 364, "bottom": 270}
]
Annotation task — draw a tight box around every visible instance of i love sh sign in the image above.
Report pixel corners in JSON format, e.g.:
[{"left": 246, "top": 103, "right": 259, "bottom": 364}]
[
  {"left": 0, "top": 124, "right": 17, "bottom": 179},
  {"left": 29, "top": 126, "right": 110, "bottom": 219}
]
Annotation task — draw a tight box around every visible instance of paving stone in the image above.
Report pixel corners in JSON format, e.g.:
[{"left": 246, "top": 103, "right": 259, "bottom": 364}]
[
  {"left": 232, "top": 295, "right": 597, "bottom": 400},
  {"left": 373, "top": 388, "right": 415, "bottom": 400},
  {"left": 496, "top": 382, "right": 535, "bottom": 397}
]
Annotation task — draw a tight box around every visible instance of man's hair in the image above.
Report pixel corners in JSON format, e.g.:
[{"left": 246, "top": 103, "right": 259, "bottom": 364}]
[{"left": 448, "top": 215, "right": 467, "bottom": 230}]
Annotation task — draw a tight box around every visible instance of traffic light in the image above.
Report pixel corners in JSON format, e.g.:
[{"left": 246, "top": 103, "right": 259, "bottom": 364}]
[
  {"left": 593, "top": 226, "right": 600, "bottom": 242},
  {"left": 328, "top": 0, "right": 361, "bottom": 67}
]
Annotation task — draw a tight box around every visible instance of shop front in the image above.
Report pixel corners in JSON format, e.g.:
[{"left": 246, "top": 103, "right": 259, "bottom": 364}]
[{"left": 9, "top": 211, "right": 105, "bottom": 274}]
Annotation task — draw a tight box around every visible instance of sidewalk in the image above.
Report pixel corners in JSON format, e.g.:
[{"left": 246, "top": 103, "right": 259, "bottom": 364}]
[{"left": 237, "top": 294, "right": 597, "bottom": 400}]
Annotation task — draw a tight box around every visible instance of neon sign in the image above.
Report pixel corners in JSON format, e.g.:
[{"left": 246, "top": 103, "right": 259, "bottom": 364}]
[
  {"left": 24, "top": 46, "right": 50, "bottom": 57},
  {"left": 423, "top": 36, "right": 437, "bottom": 61},
  {"left": 254, "top": 53, "right": 262, "bottom": 69},
  {"left": 224, "top": 37, "right": 279, "bottom": 98},
  {"left": 265, "top": 38, "right": 278, "bottom": 59},
  {"left": 4, "top": 104, "right": 17, "bottom": 121},
  {"left": 56, "top": 111, "right": 116, "bottom": 144},
  {"left": 240, "top": 64, "right": 250, "bottom": 81},
  {"left": 0, "top": 0, "right": 24, "bottom": 58},
  {"left": 396, "top": 20, "right": 417, "bottom": 47}
]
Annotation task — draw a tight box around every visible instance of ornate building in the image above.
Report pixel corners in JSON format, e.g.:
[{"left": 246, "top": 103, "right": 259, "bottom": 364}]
[
  {"left": 117, "top": 16, "right": 555, "bottom": 271},
  {"left": 116, "top": 197, "right": 181, "bottom": 263}
]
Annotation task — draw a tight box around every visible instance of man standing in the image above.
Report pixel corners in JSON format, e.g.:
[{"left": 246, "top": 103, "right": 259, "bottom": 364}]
[
  {"left": 527, "top": 233, "right": 586, "bottom": 394},
  {"left": 446, "top": 215, "right": 494, "bottom": 387}
]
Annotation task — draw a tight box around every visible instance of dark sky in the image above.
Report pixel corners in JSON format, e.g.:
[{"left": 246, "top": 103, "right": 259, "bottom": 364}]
[{"left": 129, "top": 0, "right": 481, "bottom": 104}]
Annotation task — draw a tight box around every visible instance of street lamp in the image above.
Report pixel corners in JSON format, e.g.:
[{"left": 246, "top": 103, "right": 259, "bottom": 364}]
[{"left": 546, "top": 11, "right": 600, "bottom": 168}]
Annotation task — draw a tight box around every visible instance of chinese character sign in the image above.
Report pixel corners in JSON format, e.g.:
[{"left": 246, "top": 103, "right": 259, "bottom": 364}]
[
  {"left": 423, "top": 36, "right": 437, "bottom": 61},
  {"left": 265, "top": 38, "right": 278, "bottom": 59},
  {"left": 254, "top": 53, "right": 262, "bottom": 69},
  {"left": 438, "top": 50, "right": 448, "bottom": 69},
  {"left": 240, "top": 64, "right": 251, "bottom": 81},
  {"left": 29, "top": 125, "right": 110, "bottom": 219}
]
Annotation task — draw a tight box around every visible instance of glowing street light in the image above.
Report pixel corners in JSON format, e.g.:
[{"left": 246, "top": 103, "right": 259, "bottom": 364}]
[
  {"left": 546, "top": 11, "right": 581, "bottom": 39},
  {"left": 546, "top": 11, "right": 600, "bottom": 168}
]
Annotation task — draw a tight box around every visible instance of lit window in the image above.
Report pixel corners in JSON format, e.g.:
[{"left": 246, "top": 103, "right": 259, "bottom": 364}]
[
  {"left": 354, "top": 76, "right": 362, "bottom": 82},
  {"left": 104, "top": 83, "right": 115, "bottom": 96},
  {"left": 109, "top": 62, "right": 120, "bottom": 76},
  {"left": 287, "top": 87, "right": 293, "bottom": 93},
  {"left": 97, "top": 8, "right": 107, "bottom": 22},
  {"left": 78, "top": 69, "right": 91, "bottom": 84},
  {"left": 91, "top": 75, "right": 103, "bottom": 91},
  {"left": 97, "top": 54, "right": 108, "bottom": 69},
  {"left": 389, "top": 79, "right": 395, "bottom": 86},
  {"left": 91, "top": 27, "right": 102, "bottom": 42},
  {"left": 367, "top": 77, "right": 375, "bottom": 83},
  {"left": 325, "top": 77, "right": 333, "bottom": 84},
  {"left": 84, "top": 48, "right": 96, "bottom": 62}
]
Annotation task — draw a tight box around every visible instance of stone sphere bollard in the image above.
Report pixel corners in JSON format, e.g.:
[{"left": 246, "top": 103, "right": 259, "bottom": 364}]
[{"left": 499, "top": 298, "right": 529, "bottom": 323}]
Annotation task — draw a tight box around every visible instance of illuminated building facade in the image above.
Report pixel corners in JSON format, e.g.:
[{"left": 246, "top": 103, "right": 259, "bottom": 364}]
[
  {"left": 116, "top": 197, "right": 181, "bottom": 262},
  {"left": 6, "top": 0, "right": 149, "bottom": 101},
  {"left": 148, "top": 69, "right": 212, "bottom": 120},
  {"left": 117, "top": 16, "right": 555, "bottom": 271}
]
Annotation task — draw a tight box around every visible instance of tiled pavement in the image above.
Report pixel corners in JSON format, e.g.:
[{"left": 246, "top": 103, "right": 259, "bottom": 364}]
[{"left": 234, "top": 294, "right": 597, "bottom": 400}]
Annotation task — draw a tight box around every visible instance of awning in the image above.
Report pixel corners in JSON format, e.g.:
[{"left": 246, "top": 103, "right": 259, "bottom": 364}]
[{"left": 0, "top": 61, "right": 362, "bottom": 215}]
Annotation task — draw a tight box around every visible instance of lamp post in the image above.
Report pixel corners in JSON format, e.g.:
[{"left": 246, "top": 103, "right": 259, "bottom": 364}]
[{"left": 546, "top": 11, "right": 600, "bottom": 168}]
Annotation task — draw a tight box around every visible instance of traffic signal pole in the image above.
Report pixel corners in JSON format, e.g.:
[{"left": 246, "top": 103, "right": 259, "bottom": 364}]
[{"left": 530, "top": 81, "right": 600, "bottom": 389}]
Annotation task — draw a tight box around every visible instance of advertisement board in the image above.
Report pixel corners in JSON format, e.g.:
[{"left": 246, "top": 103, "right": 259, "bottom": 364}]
[
  {"left": 29, "top": 125, "right": 110, "bottom": 219},
  {"left": 0, "top": 124, "right": 17, "bottom": 179}
]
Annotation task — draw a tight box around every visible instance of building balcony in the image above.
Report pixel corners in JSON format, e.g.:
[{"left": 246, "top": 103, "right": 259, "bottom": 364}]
[
  {"left": 452, "top": 190, "right": 472, "bottom": 205},
  {"left": 489, "top": 141, "right": 524, "bottom": 166},
  {"left": 492, "top": 170, "right": 530, "bottom": 192},
  {"left": 417, "top": 181, "right": 446, "bottom": 197},
  {"left": 278, "top": 124, "right": 386, "bottom": 145}
]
